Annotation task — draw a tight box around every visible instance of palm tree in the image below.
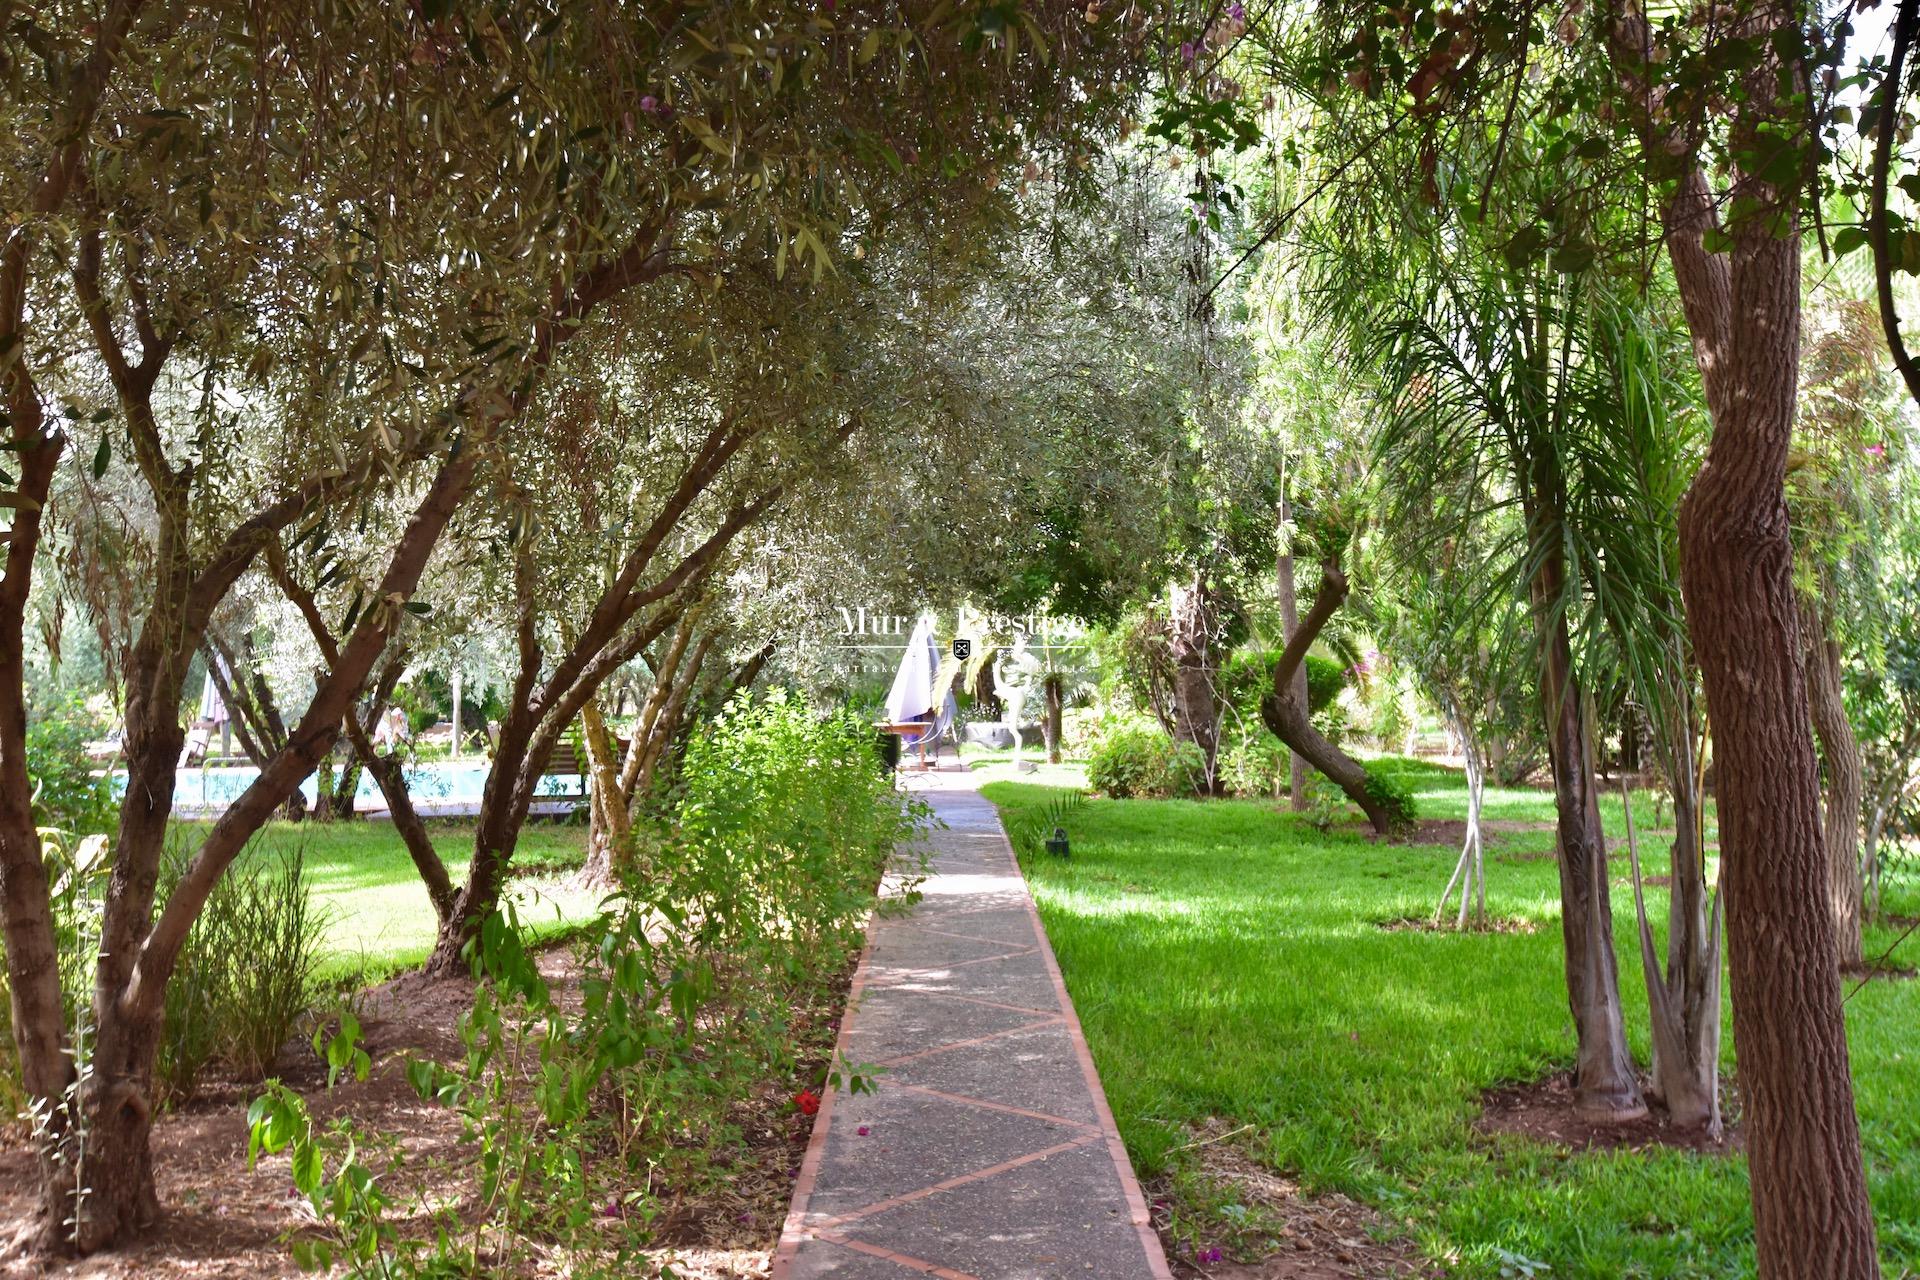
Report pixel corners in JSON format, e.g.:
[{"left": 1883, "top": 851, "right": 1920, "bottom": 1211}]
[{"left": 1293, "top": 128, "right": 1719, "bottom": 1124}]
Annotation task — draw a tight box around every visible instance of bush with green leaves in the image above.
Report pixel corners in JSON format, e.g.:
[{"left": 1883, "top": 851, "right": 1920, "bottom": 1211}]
[
  {"left": 675, "top": 690, "right": 922, "bottom": 957},
  {"left": 1088, "top": 721, "right": 1206, "bottom": 798},
  {"left": 1293, "top": 762, "right": 1418, "bottom": 832},
  {"left": 1061, "top": 706, "right": 1105, "bottom": 755},
  {"left": 1362, "top": 762, "right": 1419, "bottom": 831},
  {"left": 1219, "top": 730, "right": 1288, "bottom": 799},
  {"left": 1220, "top": 651, "right": 1342, "bottom": 718},
  {"left": 25, "top": 694, "right": 115, "bottom": 834},
  {"left": 247, "top": 688, "right": 925, "bottom": 1273}
]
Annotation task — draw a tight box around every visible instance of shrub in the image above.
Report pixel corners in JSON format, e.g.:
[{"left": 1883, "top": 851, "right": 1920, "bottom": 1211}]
[
  {"left": 1220, "top": 651, "right": 1349, "bottom": 749},
  {"left": 1294, "top": 762, "right": 1418, "bottom": 833},
  {"left": 1302, "top": 775, "right": 1351, "bottom": 831},
  {"left": 0, "top": 828, "right": 316, "bottom": 1117},
  {"left": 1088, "top": 722, "right": 1206, "bottom": 798},
  {"left": 1220, "top": 730, "right": 1288, "bottom": 799},
  {"left": 1362, "top": 761, "right": 1420, "bottom": 832},
  {"left": 250, "top": 687, "right": 928, "bottom": 1274},
  {"left": 675, "top": 691, "right": 920, "bottom": 957},
  {"left": 1303, "top": 655, "right": 1346, "bottom": 717},
  {"left": 24, "top": 694, "right": 114, "bottom": 834},
  {"left": 1061, "top": 706, "right": 1104, "bottom": 755}
]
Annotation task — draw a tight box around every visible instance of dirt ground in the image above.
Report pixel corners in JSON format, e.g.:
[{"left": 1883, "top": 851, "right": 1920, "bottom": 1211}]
[
  {"left": 0, "top": 947, "right": 837, "bottom": 1279},
  {"left": 1374, "top": 914, "right": 1539, "bottom": 935},
  {"left": 1476, "top": 1070, "right": 1743, "bottom": 1157},
  {"left": 1150, "top": 1122, "right": 1439, "bottom": 1279}
]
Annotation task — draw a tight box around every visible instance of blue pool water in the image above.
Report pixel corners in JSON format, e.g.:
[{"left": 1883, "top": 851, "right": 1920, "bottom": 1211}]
[{"left": 133, "top": 759, "right": 581, "bottom": 813}]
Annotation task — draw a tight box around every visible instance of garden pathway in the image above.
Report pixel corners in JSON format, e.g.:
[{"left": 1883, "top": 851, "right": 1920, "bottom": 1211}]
[{"left": 773, "top": 767, "right": 1171, "bottom": 1279}]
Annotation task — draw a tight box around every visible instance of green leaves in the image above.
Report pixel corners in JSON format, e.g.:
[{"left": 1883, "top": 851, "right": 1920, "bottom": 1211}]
[
  {"left": 314, "top": 1012, "right": 371, "bottom": 1089},
  {"left": 245, "top": 1084, "right": 306, "bottom": 1169}
]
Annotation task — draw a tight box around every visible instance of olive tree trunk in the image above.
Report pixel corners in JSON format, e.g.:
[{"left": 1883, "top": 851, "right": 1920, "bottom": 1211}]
[
  {"left": 1276, "top": 501, "right": 1311, "bottom": 811},
  {"left": 1166, "top": 572, "right": 1223, "bottom": 791},
  {"left": 425, "top": 419, "right": 842, "bottom": 975},
  {"left": 1259, "top": 559, "right": 1404, "bottom": 835}
]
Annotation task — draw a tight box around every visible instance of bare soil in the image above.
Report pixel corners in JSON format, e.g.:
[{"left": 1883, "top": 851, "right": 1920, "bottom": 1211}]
[
  {"left": 1476, "top": 1070, "right": 1743, "bottom": 1157},
  {"left": 1374, "top": 914, "right": 1539, "bottom": 936},
  {"left": 0, "top": 945, "right": 843, "bottom": 1279},
  {"left": 1494, "top": 847, "right": 1559, "bottom": 864},
  {"left": 1840, "top": 958, "right": 1918, "bottom": 982},
  {"left": 1151, "top": 1122, "right": 1438, "bottom": 1278},
  {"left": 1382, "top": 819, "right": 1475, "bottom": 848}
]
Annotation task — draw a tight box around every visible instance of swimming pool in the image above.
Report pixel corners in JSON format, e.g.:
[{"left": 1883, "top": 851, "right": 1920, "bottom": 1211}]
[{"left": 133, "top": 759, "right": 583, "bottom": 815}]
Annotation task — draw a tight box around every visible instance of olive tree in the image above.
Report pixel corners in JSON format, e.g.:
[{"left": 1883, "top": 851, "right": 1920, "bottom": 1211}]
[{"left": 0, "top": 0, "right": 1140, "bottom": 1252}]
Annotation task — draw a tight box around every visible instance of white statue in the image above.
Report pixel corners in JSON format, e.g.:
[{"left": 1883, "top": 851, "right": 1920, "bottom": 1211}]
[{"left": 997, "top": 632, "right": 1043, "bottom": 769}]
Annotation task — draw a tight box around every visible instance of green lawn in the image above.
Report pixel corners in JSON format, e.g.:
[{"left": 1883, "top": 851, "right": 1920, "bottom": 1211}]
[
  {"left": 955, "top": 741, "right": 1090, "bottom": 790},
  {"left": 181, "top": 818, "right": 596, "bottom": 982},
  {"left": 983, "top": 759, "right": 1920, "bottom": 1278}
]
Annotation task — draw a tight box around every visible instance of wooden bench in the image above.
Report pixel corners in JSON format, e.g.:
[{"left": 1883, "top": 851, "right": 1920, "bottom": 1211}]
[{"left": 522, "top": 724, "right": 592, "bottom": 799}]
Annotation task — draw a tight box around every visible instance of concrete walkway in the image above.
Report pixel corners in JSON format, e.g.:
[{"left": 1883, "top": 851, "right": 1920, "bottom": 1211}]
[{"left": 773, "top": 768, "right": 1171, "bottom": 1279}]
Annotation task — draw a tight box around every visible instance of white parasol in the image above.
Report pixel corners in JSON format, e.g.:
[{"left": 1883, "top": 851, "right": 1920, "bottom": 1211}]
[
  {"left": 198, "top": 669, "right": 228, "bottom": 726},
  {"left": 884, "top": 617, "right": 955, "bottom": 748}
]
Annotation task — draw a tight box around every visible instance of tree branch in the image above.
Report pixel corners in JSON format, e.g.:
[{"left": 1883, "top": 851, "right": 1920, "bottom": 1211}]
[{"left": 1870, "top": 0, "right": 1920, "bottom": 407}]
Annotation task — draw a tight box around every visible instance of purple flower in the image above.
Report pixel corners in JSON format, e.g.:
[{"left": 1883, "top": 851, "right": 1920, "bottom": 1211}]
[
  {"left": 1866, "top": 443, "right": 1888, "bottom": 457},
  {"left": 857, "top": 1125, "right": 871, "bottom": 1136},
  {"left": 1180, "top": 41, "right": 1196, "bottom": 62},
  {"left": 602, "top": 1198, "right": 623, "bottom": 1219},
  {"left": 1199, "top": 1246, "right": 1223, "bottom": 1263},
  {"left": 1229, "top": 2, "right": 1245, "bottom": 19},
  {"left": 640, "top": 95, "right": 659, "bottom": 115}
]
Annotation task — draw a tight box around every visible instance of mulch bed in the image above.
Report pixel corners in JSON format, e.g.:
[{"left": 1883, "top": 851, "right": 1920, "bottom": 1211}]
[
  {"left": 1476, "top": 1070, "right": 1742, "bottom": 1157},
  {"left": 1840, "top": 958, "right": 1918, "bottom": 982},
  {"left": 1152, "top": 1122, "right": 1439, "bottom": 1279},
  {"left": 1375, "top": 915, "right": 1539, "bottom": 936},
  {"left": 1380, "top": 819, "right": 1473, "bottom": 848},
  {"left": 0, "top": 944, "right": 850, "bottom": 1280},
  {"left": 1494, "top": 848, "right": 1558, "bottom": 864}
]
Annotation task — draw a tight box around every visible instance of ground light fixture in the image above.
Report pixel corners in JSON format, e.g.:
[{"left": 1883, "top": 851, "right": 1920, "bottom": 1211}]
[{"left": 1045, "top": 826, "right": 1070, "bottom": 859}]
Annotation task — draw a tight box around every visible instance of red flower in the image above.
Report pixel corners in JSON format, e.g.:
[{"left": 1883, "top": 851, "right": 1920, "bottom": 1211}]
[{"left": 793, "top": 1089, "right": 821, "bottom": 1116}]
